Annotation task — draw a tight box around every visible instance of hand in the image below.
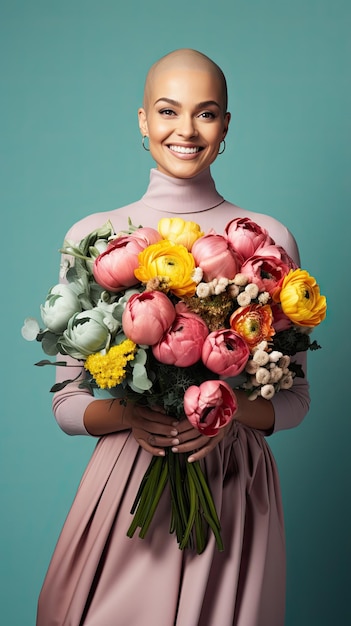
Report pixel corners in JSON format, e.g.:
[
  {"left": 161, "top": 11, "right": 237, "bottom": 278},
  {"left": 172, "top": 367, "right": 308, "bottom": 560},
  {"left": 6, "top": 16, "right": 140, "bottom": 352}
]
[
  {"left": 170, "top": 417, "right": 233, "bottom": 463},
  {"left": 126, "top": 404, "right": 179, "bottom": 456}
]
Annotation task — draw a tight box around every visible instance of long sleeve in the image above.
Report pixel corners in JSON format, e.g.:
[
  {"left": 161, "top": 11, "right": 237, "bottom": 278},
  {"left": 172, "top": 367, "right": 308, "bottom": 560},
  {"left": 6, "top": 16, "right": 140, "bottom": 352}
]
[
  {"left": 52, "top": 230, "right": 96, "bottom": 435},
  {"left": 52, "top": 355, "right": 93, "bottom": 435},
  {"left": 271, "top": 350, "right": 310, "bottom": 432}
]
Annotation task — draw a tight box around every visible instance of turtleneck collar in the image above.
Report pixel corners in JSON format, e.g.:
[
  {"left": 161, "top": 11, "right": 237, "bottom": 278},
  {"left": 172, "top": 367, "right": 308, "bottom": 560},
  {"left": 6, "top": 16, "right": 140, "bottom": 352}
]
[{"left": 141, "top": 168, "right": 225, "bottom": 214}]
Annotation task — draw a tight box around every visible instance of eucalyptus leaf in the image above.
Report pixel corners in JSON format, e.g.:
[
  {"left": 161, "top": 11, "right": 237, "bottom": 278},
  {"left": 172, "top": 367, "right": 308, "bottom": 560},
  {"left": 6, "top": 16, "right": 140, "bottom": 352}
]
[
  {"left": 35, "top": 359, "right": 68, "bottom": 367},
  {"left": 72, "top": 221, "right": 115, "bottom": 257},
  {"left": 127, "top": 379, "right": 151, "bottom": 394},
  {"left": 131, "top": 363, "right": 153, "bottom": 391},
  {"left": 131, "top": 348, "right": 148, "bottom": 366},
  {"left": 41, "top": 331, "right": 60, "bottom": 356},
  {"left": 50, "top": 380, "right": 73, "bottom": 392}
]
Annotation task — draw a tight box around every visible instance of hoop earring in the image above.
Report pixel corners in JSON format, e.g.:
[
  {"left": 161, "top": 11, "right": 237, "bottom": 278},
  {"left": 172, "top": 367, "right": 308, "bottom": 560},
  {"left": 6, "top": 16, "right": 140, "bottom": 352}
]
[
  {"left": 142, "top": 136, "right": 150, "bottom": 151},
  {"left": 218, "top": 139, "right": 226, "bottom": 155}
]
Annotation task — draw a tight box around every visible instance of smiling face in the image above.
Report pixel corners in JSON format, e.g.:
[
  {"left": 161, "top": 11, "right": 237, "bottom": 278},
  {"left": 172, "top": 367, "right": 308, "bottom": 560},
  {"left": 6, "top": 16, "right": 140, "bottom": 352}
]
[{"left": 138, "top": 51, "right": 230, "bottom": 179}]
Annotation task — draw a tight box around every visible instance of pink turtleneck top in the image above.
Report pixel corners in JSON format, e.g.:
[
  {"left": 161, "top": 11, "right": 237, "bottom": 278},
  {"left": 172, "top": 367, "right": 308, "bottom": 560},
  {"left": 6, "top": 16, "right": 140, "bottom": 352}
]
[{"left": 53, "top": 168, "right": 310, "bottom": 435}]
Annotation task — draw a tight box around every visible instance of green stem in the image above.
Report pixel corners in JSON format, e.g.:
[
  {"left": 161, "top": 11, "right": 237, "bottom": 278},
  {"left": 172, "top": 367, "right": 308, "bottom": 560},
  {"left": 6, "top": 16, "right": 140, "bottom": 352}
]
[
  {"left": 187, "top": 462, "right": 224, "bottom": 551},
  {"left": 194, "top": 509, "right": 206, "bottom": 555},
  {"left": 179, "top": 468, "right": 198, "bottom": 550},
  {"left": 127, "top": 456, "right": 164, "bottom": 538},
  {"left": 129, "top": 455, "right": 159, "bottom": 515},
  {"left": 192, "top": 461, "right": 222, "bottom": 529},
  {"left": 168, "top": 453, "right": 190, "bottom": 542},
  {"left": 139, "top": 457, "right": 169, "bottom": 538}
]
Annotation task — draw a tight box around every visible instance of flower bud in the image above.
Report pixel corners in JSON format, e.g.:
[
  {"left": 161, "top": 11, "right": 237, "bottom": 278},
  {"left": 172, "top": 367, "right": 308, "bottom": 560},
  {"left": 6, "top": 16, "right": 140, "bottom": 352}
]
[
  {"left": 152, "top": 303, "right": 208, "bottom": 367},
  {"left": 184, "top": 380, "right": 237, "bottom": 437},
  {"left": 40, "top": 284, "right": 82, "bottom": 333},
  {"left": 122, "top": 291, "right": 176, "bottom": 345},
  {"left": 59, "top": 309, "right": 111, "bottom": 359}
]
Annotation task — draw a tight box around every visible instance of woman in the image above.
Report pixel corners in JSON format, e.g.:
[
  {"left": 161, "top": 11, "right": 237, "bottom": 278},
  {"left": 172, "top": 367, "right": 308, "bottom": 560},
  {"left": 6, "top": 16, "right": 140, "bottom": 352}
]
[{"left": 37, "top": 49, "right": 310, "bottom": 626}]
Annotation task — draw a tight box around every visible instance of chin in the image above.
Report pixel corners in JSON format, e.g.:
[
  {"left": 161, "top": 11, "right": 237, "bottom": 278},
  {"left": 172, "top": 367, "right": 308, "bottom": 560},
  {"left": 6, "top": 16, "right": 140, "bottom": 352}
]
[{"left": 160, "top": 161, "right": 210, "bottom": 180}]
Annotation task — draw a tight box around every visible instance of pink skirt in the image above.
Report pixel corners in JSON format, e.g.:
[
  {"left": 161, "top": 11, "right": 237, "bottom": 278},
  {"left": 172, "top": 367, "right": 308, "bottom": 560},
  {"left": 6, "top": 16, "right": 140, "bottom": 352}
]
[{"left": 37, "top": 424, "right": 285, "bottom": 626}]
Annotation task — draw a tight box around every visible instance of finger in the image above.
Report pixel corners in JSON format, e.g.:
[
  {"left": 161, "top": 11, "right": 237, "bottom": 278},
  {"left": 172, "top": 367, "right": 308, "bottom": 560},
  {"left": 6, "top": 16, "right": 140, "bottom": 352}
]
[
  {"left": 187, "top": 429, "right": 228, "bottom": 462},
  {"left": 175, "top": 418, "right": 196, "bottom": 434},
  {"left": 136, "top": 420, "right": 178, "bottom": 438},
  {"left": 171, "top": 434, "right": 210, "bottom": 454},
  {"left": 133, "top": 431, "right": 166, "bottom": 456},
  {"left": 187, "top": 445, "right": 213, "bottom": 463},
  {"left": 171, "top": 422, "right": 207, "bottom": 446},
  {"left": 146, "top": 434, "right": 179, "bottom": 449},
  {"left": 137, "top": 440, "right": 166, "bottom": 456},
  {"left": 134, "top": 405, "right": 175, "bottom": 428},
  {"left": 132, "top": 412, "right": 178, "bottom": 438},
  {"left": 133, "top": 427, "right": 180, "bottom": 452}
]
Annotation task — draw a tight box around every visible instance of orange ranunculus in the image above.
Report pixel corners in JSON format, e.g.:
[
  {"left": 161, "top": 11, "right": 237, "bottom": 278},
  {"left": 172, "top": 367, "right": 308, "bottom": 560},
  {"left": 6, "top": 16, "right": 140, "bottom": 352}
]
[
  {"left": 134, "top": 240, "right": 196, "bottom": 297},
  {"left": 273, "top": 269, "right": 327, "bottom": 327},
  {"left": 157, "top": 217, "right": 204, "bottom": 251},
  {"left": 229, "top": 304, "right": 275, "bottom": 351}
]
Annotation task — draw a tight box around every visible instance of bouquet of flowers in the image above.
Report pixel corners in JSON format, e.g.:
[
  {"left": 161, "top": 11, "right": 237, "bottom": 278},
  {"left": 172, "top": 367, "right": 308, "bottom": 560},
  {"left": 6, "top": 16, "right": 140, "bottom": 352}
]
[{"left": 22, "top": 215, "right": 326, "bottom": 553}]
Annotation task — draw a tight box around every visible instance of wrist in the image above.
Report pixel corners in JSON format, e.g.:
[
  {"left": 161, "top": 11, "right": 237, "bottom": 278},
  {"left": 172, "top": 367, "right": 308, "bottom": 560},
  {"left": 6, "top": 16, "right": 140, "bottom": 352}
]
[{"left": 83, "top": 398, "right": 133, "bottom": 436}]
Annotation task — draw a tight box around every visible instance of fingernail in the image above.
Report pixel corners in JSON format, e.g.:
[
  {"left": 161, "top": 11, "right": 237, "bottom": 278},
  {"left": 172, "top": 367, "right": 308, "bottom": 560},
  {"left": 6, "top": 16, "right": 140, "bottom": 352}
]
[
  {"left": 170, "top": 429, "right": 178, "bottom": 437},
  {"left": 158, "top": 450, "right": 165, "bottom": 456},
  {"left": 171, "top": 446, "right": 178, "bottom": 453},
  {"left": 171, "top": 438, "right": 179, "bottom": 446},
  {"left": 172, "top": 421, "right": 179, "bottom": 427},
  {"left": 187, "top": 455, "right": 195, "bottom": 463}
]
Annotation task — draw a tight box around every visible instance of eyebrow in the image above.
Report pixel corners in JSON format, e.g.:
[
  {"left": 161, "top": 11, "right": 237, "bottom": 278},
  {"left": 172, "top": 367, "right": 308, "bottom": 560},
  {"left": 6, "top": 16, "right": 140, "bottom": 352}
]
[{"left": 153, "top": 97, "right": 221, "bottom": 109}]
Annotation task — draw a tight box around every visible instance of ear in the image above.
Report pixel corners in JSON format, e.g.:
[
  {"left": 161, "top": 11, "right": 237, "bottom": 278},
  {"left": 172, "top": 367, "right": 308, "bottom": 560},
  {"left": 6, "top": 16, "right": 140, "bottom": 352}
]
[
  {"left": 138, "top": 108, "right": 149, "bottom": 137},
  {"left": 222, "top": 111, "right": 231, "bottom": 140}
]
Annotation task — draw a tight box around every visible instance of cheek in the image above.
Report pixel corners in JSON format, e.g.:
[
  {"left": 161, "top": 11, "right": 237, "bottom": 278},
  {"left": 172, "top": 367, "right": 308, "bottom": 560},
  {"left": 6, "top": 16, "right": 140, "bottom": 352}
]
[
  {"left": 203, "top": 126, "right": 224, "bottom": 148},
  {"left": 148, "top": 120, "right": 170, "bottom": 141}
]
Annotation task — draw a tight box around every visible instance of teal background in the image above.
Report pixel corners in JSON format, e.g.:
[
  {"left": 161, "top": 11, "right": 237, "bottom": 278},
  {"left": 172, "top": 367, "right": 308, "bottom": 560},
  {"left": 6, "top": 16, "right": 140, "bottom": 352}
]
[{"left": 1, "top": 1, "right": 349, "bottom": 624}]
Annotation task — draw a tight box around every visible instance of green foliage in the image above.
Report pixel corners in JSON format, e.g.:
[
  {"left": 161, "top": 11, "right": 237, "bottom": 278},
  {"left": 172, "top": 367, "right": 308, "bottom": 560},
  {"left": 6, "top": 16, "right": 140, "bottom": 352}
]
[{"left": 272, "top": 326, "right": 321, "bottom": 356}]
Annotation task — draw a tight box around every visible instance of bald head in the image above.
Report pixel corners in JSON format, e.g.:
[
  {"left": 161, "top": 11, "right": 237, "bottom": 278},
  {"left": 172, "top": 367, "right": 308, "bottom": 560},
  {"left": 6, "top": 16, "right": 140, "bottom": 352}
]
[{"left": 143, "top": 48, "right": 228, "bottom": 114}]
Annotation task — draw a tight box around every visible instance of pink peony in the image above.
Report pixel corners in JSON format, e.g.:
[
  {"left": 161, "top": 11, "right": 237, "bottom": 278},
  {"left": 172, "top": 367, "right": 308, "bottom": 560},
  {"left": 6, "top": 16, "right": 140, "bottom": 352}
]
[
  {"left": 152, "top": 302, "right": 209, "bottom": 367},
  {"left": 191, "top": 232, "right": 239, "bottom": 281},
  {"left": 93, "top": 228, "right": 161, "bottom": 292},
  {"left": 122, "top": 291, "right": 176, "bottom": 345},
  {"left": 202, "top": 329, "right": 250, "bottom": 376},
  {"left": 184, "top": 380, "right": 237, "bottom": 437},
  {"left": 224, "top": 217, "right": 274, "bottom": 260},
  {"left": 241, "top": 245, "right": 297, "bottom": 295},
  {"left": 131, "top": 227, "right": 163, "bottom": 247}
]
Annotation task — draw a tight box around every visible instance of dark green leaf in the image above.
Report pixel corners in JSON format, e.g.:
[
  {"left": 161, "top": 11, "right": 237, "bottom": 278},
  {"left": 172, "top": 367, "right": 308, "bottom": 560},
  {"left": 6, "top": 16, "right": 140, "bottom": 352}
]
[{"left": 35, "top": 359, "right": 68, "bottom": 367}]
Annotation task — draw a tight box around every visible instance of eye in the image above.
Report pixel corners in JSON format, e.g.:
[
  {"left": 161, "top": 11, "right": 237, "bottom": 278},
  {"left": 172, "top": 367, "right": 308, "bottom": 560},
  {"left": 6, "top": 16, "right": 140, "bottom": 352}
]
[
  {"left": 198, "top": 111, "right": 216, "bottom": 119},
  {"left": 159, "top": 108, "right": 176, "bottom": 116}
]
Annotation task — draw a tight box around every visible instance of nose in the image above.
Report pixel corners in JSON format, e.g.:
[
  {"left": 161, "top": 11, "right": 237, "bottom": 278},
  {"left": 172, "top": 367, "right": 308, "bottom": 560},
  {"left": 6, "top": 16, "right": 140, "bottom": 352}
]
[{"left": 176, "top": 114, "right": 198, "bottom": 139}]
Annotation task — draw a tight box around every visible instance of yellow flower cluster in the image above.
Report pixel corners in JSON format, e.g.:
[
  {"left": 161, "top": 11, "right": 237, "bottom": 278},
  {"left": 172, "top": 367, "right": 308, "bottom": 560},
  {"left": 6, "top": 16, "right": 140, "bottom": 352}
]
[
  {"left": 84, "top": 339, "right": 137, "bottom": 389},
  {"left": 135, "top": 239, "right": 196, "bottom": 297},
  {"left": 157, "top": 217, "right": 204, "bottom": 250},
  {"left": 274, "top": 269, "right": 327, "bottom": 327}
]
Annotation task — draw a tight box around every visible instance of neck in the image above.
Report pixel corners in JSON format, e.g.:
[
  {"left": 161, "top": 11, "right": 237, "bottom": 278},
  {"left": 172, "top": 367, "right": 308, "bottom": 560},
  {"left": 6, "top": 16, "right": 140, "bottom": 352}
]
[{"left": 142, "top": 168, "right": 224, "bottom": 214}]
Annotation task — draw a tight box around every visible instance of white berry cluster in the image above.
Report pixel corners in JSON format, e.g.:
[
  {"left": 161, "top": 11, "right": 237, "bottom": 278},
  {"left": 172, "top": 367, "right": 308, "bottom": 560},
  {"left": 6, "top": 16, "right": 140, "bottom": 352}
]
[
  {"left": 194, "top": 272, "right": 270, "bottom": 306},
  {"left": 242, "top": 341, "right": 294, "bottom": 400}
]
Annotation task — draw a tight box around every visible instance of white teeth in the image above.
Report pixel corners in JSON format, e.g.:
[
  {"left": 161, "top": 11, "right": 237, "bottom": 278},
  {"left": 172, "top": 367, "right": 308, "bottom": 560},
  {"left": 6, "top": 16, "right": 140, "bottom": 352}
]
[{"left": 169, "top": 145, "right": 200, "bottom": 154}]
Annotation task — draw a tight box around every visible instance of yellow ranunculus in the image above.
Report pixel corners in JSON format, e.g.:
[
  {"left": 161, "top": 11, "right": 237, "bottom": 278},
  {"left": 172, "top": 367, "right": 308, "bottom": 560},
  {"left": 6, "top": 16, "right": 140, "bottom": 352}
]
[
  {"left": 157, "top": 217, "right": 204, "bottom": 251},
  {"left": 275, "top": 269, "right": 327, "bottom": 327},
  {"left": 134, "top": 240, "right": 196, "bottom": 297}
]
